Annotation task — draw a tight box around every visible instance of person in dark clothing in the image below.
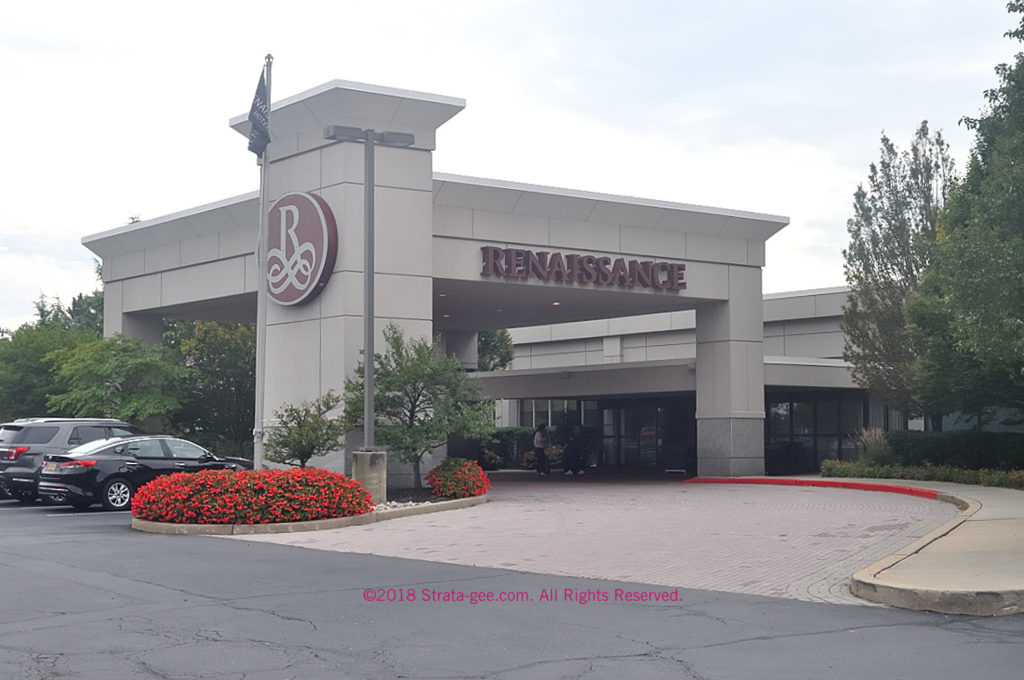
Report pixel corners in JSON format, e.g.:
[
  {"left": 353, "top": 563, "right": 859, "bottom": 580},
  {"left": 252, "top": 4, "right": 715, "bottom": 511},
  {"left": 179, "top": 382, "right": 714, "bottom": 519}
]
[{"left": 563, "top": 424, "right": 586, "bottom": 475}]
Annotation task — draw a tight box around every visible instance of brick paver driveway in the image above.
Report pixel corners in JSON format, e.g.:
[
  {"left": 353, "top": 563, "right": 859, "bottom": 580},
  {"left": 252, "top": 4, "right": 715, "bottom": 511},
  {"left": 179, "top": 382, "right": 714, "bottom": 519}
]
[{"left": 232, "top": 473, "right": 958, "bottom": 606}]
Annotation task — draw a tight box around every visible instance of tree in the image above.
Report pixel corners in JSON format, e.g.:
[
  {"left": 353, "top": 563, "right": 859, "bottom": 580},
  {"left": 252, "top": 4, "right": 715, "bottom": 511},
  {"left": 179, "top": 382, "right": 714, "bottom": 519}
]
[
  {"left": 343, "top": 324, "right": 495, "bottom": 488},
  {"left": 0, "top": 324, "right": 93, "bottom": 421},
  {"left": 46, "top": 334, "right": 190, "bottom": 431},
  {"left": 908, "top": 4, "right": 1024, "bottom": 417},
  {"left": 34, "top": 259, "right": 105, "bottom": 336},
  {"left": 840, "top": 121, "right": 957, "bottom": 422},
  {"left": 264, "top": 390, "right": 346, "bottom": 468},
  {"left": 169, "top": 321, "right": 256, "bottom": 457},
  {"left": 477, "top": 329, "right": 516, "bottom": 371}
]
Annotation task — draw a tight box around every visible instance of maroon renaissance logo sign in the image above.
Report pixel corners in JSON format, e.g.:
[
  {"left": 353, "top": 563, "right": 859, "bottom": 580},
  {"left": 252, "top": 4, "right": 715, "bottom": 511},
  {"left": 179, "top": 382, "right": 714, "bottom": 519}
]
[
  {"left": 267, "top": 192, "right": 339, "bottom": 305},
  {"left": 480, "top": 246, "right": 686, "bottom": 291}
]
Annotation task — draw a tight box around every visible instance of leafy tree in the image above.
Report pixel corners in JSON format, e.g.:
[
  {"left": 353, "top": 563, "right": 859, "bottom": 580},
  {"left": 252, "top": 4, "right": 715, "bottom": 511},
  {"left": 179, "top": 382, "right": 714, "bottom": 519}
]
[
  {"left": 343, "top": 324, "right": 495, "bottom": 488},
  {"left": 0, "top": 324, "right": 93, "bottom": 421},
  {"left": 477, "top": 329, "right": 516, "bottom": 371},
  {"left": 265, "top": 390, "right": 346, "bottom": 468},
  {"left": 840, "top": 121, "right": 956, "bottom": 422},
  {"left": 909, "top": 4, "right": 1024, "bottom": 417},
  {"left": 46, "top": 334, "right": 190, "bottom": 431},
  {"left": 169, "top": 321, "right": 256, "bottom": 457},
  {"left": 34, "top": 259, "right": 105, "bottom": 336}
]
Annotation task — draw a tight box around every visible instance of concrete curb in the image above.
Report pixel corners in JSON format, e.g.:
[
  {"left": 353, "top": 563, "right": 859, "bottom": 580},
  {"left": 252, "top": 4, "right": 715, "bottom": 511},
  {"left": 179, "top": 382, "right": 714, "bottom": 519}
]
[
  {"left": 130, "top": 495, "right": 490, "bottom": 536},
  {"left": 687, "top": 477, "right": 1024, "bottom": 616}
]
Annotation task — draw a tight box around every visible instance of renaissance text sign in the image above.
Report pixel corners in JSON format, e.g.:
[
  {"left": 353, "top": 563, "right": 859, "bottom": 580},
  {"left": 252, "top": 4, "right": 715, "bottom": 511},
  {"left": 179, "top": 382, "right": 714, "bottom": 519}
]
[
  {"left": 267, "top": 192, "right": 339, "bottom": 305},
  {"left": 480, "top": 246, "right": 686, "bottom": 291}
]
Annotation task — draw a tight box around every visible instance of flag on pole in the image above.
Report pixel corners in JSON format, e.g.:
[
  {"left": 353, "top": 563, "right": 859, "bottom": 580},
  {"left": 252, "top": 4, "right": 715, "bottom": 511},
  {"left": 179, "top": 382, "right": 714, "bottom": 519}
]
[{"left": 248, "top": 71, "right": 271, "bottom": 157}]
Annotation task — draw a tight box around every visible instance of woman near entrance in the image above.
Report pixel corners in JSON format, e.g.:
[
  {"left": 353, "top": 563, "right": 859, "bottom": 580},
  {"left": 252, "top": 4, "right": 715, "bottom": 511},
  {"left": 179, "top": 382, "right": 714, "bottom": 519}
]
[{"left": 533, "top": 423, "right": 549, "bottom": 475}]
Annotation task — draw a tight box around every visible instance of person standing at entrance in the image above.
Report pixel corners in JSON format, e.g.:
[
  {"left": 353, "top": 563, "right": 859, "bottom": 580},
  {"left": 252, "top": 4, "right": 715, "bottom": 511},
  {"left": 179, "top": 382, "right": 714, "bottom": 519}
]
[
  {"left": 564, "top": 424, "right": 586, "bottom": 475},
  {"left": 533, "top": 423, "right": 549, "bottom": 475}
]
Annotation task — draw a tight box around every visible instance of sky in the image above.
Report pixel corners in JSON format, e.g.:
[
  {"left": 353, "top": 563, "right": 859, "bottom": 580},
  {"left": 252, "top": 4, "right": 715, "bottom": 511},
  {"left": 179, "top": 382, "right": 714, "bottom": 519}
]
[{"left": 1, "top": 0, "right": 1020, "bottom": 332}]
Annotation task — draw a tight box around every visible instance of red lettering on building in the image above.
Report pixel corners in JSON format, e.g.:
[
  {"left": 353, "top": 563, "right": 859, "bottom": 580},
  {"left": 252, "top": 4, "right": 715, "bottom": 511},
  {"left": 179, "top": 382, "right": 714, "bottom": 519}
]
[{"left": 480, "top": 246, "right": 686, "bottom": 292}]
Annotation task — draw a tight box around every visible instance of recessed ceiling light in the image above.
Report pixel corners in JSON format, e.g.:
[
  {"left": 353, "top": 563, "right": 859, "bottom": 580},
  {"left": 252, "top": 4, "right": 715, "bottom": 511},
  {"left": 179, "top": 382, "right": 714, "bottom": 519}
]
[
  {"left": 496, "top": 308, "right": 503, "bottom": 312},
  {"left": 438, "top": 293, "right": 447, "bottom": 297},
  {"left": 552, "top": 301, "right": 561, "bottom": 306},
  {"left": 442, "top": 313, "right": 451, "bottom": 318}
]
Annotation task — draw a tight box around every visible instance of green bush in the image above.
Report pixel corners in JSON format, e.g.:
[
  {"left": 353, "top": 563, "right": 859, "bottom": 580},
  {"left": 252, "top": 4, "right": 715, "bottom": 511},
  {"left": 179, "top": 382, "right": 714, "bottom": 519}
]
[
  {"left": 885, "top": 430, "right": 1024, "bottom": 470},
  {"left": 820, "top": 459, "right": 1024, "bottom": 490},
  {"left": 484, "top": 427, "right": 534, "bottom": 468},
  {"left": 859, "top": 427, "right": 895, "bottom": 466}
]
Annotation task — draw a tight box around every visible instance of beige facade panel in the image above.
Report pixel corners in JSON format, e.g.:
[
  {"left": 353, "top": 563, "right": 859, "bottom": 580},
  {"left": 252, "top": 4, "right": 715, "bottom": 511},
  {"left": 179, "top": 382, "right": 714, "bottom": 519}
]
[{"left": 549, "top": 218, "right": 620, "bottom": 253}]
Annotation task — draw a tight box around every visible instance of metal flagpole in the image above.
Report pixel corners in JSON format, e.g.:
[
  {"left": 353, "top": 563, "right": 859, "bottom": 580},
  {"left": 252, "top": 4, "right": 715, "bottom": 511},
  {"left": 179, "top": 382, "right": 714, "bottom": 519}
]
[
  {"left": 253, "top": 53, "right": 273, "bottom": 470},
  {"left": 363, "top": 130, "right": 376, "bottom": 449}
]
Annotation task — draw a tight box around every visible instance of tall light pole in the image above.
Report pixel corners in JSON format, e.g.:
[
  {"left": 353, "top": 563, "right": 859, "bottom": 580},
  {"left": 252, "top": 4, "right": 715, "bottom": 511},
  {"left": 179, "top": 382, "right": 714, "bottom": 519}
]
[{"left": 323, "top": 125, "right": 415, "bottom": 450}]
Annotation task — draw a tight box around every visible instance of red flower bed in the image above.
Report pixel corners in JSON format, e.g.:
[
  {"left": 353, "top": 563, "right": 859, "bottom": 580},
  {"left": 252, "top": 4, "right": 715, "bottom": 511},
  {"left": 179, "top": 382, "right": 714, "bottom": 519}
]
[
  {"left": 425, "top": 457, "right": 491, "bottom": 499},
  {"left": 131, "top": 467, "right": 374, "bottom": 524}
]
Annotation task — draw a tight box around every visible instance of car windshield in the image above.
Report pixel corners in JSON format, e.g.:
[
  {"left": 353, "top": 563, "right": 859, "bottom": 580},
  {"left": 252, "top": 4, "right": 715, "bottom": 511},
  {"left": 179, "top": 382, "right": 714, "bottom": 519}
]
[{"left": 66, "top": 438, "right": 122, "bottom": 456}]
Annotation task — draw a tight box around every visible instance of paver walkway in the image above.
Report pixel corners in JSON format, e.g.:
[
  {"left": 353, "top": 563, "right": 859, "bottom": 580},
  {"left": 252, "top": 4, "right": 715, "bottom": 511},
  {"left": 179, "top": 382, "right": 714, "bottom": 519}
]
[{"left": 231, "top": 474, "right": 958, "bottom": 606}]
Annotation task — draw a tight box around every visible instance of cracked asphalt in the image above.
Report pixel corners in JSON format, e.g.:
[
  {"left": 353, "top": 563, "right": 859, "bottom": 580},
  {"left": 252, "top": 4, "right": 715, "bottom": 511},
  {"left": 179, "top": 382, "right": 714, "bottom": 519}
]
[{"left": 1, "top": 488, "right": 1022, "bottom": 679}]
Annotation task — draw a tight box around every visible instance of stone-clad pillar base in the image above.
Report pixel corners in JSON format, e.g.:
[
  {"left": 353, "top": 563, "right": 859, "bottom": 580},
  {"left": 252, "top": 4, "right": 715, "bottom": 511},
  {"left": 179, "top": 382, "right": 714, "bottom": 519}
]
[
  {"left": 696, "top": 418, "right": 765, "bottom": 477},
  {"left": 353, "top": 450, "right": 387, "bottom": 504}
]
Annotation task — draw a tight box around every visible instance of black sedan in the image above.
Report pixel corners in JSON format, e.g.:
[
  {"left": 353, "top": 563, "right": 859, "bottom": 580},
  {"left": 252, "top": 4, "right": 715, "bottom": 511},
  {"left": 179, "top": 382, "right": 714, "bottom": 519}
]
[{"left": 38, "top": 436, "right": 246, "bottom": 511}]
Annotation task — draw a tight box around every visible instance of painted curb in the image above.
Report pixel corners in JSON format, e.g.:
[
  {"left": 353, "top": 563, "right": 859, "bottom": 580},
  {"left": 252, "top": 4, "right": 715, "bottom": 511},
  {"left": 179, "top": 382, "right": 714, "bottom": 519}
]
[
  {"left": 684, "top": 476, "right": 942, "bottom": 500},
  {"left": 687, "top": 476, "right": 1024, "bottom": 616},
  {"left": 131, "top": 495, "right": 490, "bottom": 536}
]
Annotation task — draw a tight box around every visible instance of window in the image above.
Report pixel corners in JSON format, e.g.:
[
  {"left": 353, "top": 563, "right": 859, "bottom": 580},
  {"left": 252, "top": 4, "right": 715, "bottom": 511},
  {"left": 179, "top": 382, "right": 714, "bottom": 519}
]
[
  {"left": 68, "top": 426, "right": 108, "bottom": 447},
  {"left": 519, "top": 399, "right": 535, "bottom": 428},
  {"left": 128, "top": 440, "right": 166, "bottom": 459},
  {"left": 166, "top": 439, "right": 208, "bottom": 460},
  {"left": 13, "top": 426, "right": 58, "bottom": 445},
  {"left": 110, "top": 426, "right": 141, "bottom": 438}
]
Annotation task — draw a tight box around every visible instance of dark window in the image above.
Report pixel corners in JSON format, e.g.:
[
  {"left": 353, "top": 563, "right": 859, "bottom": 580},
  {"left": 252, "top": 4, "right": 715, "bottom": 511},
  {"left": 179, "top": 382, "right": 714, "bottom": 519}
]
[
  {"left": 13, "top": 426, "right": 58, "bottom": 445},
  {"left": 127, "top": 440, "right": 166, "bottom": 459},
  {"left": 815, "top": 400, "right": 839, "bottom": 435},
  {"left": 768, "top": 402, "right": 791, "bottom": 437},
  {"left": 792, "top": 402, "right": 814, "bottom": 435},
  {"left": 110, "top": 426, "right": 141, "bottom": 438},
  {"left": 68, "top": 426, "right": 108, "bottom": 446}
]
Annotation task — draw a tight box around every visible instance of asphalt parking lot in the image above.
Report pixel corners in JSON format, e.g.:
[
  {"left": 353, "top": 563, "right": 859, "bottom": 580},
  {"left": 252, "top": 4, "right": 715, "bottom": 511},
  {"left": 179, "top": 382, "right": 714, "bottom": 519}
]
[{"left": 0, "top": 482, "right": 1021, "bottom": 680}]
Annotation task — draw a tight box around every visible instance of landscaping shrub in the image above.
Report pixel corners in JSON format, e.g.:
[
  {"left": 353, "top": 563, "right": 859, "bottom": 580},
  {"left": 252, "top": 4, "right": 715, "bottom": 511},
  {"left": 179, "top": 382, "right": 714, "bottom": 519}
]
[
  {"left": 885, "top": 430, "right": 1024, "bottom": 470},
  {"left": 820, "top": 459, "right": 1024, "bottom": 490},
  {"left": 425, "top": 457, "right": 491, "bottom": 499},
  {"left": 479, "top": 449, "right": 503, "bottom": 471},
  {"left": 859, "top": 427, "right": 895, "bottom": 466},
  {"left": 519, "top": 444, "right": 563, "bottom": 470},
  {"left": 485, "top": 427, "right": 534, "bottom": 468},
  {"left": 131, "top": 467, "right": 374, "bottom": 524}
]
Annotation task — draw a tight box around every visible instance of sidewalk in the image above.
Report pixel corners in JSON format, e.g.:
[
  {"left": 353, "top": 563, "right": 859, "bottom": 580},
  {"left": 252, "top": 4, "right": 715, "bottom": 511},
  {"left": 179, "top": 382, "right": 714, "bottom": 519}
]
[
  {"left": 844, "top": 479, "right": 1024, "bottom": 616},
  {"left": 688, "top": 476, "right": 1024, "bottom": 616}
]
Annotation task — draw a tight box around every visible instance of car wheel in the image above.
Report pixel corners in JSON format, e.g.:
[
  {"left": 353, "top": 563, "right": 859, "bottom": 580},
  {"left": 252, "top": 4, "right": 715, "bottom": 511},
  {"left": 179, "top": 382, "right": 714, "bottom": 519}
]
[
  {"left": 101, "top": 478, "right": 134, "bottom": 511},
  {"left": 14, "top": 491, "right": 36, "bottom": 505}
]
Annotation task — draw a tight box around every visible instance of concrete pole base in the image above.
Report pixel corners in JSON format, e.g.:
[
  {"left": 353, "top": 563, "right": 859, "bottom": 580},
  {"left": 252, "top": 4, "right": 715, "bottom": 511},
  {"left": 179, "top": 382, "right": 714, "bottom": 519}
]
[{"left": 353, "top": 449, "right": 387, "bottom": 504}]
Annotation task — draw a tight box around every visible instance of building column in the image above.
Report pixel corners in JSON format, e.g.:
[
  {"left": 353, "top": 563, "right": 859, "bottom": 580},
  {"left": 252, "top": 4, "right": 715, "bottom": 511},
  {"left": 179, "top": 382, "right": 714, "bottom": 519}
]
[
  {"left": 440, "top": 330, "right": 478, "bottom": 371},
  {"left": 694, "top": 266, "right": 765, "bottom": 476}
]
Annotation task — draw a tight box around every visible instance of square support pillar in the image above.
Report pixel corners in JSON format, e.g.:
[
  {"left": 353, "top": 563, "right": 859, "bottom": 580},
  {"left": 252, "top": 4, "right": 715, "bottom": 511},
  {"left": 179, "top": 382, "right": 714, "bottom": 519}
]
[
  {"left": 353, "top": 449, "right": 387, "bottom": 504},
  {"left": 694, "top": 267, "right": 766, "bottom": 477}
]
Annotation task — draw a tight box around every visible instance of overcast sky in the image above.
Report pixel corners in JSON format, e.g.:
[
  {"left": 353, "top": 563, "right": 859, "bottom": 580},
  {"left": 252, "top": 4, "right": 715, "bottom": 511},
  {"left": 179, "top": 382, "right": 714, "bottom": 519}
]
[{"left": 1, "top": 1, "right": 1020, "bottom": 332}]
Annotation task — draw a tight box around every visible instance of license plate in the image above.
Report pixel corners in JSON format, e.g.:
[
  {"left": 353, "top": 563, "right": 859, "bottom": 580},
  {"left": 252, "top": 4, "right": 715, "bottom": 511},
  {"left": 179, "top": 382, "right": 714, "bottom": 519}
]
[{"left": 44, "top": 462, "right": 57, "bottom": 472}]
